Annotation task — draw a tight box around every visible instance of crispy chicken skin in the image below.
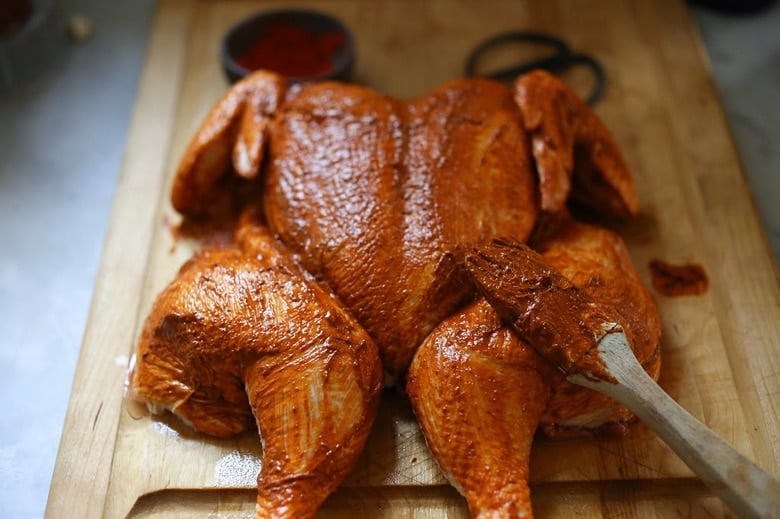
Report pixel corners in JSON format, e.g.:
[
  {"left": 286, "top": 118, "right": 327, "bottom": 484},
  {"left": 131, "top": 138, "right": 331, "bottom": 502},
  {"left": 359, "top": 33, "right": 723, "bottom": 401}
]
[
  {"left": 172, "top": 70, "right": 637, "bottom": 380},
  {"left": 407, "top": 221, "right": 660, "bottom": 517},
  {"left": 130, "top": 220, "right": 382, "bottom": 518}
]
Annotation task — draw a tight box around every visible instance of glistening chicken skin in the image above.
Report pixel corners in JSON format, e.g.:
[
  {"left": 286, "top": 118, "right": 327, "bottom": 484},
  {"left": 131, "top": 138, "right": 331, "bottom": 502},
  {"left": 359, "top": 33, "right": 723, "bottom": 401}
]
[
  {"left": 407, "top": 298, "right": 552, "bottom": 518},
  {"left": 130, "top": 221, "right": 382, "bottom": 518},
  {"left": 172, "top": 69, "right": 638, "bottom": 381},
  {"left": 131, "top": 69, "right": 661, "bottom": 518},
  {"left": 407, "top": 221, "right": 660, "bottom": 516}
]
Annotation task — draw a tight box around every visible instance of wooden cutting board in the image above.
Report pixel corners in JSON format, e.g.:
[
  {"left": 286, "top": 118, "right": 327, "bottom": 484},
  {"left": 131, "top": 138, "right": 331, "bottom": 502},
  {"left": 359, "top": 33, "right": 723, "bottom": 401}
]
[{"left": 47, "top": 0, "right": 780, "bottom": 517}]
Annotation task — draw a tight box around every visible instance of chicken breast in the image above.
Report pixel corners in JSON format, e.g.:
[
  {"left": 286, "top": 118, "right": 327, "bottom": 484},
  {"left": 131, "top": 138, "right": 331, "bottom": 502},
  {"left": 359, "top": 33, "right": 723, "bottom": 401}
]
[{"left": 264, "top": 78, "right": 539, "bottom": 379}]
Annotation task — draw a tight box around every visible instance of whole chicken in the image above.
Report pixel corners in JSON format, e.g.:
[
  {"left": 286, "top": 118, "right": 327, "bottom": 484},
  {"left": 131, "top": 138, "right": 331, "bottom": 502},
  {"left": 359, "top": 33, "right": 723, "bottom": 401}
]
[{"left": 130, "top": 69, "right": 660, "bottom": 518}]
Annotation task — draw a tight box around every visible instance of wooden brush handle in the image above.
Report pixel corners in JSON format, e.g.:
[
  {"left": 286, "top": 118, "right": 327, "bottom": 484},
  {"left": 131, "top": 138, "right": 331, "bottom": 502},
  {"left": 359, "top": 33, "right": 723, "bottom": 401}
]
[{"left": 569, "top": 332, "right": 780, "bottom": 519}]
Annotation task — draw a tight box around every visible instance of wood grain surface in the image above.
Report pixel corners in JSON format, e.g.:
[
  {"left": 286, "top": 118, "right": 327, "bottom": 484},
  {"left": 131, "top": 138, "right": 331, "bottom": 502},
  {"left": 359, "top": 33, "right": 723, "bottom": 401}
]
[{"left": 47, "top": 0, "right": 780, "bottom": 517}]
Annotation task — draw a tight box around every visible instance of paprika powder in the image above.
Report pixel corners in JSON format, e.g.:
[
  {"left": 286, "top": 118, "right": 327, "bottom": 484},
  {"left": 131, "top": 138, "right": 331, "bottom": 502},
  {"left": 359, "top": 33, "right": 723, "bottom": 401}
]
[{"left": 236, "top": 18, "right": 345, "bottom": 78}]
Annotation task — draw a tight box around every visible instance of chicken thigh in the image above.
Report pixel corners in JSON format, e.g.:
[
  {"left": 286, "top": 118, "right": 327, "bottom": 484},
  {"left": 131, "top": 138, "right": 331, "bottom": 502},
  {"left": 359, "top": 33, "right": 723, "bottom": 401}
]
[
  {"left": 130, "top": 218, "right": 383, "bottom": 518},
  {"left": 407, "top": 220, "right": 660, "bottom": 517},
  {"left": 535, "top": 220, "right": 661, "bottom": 435}
]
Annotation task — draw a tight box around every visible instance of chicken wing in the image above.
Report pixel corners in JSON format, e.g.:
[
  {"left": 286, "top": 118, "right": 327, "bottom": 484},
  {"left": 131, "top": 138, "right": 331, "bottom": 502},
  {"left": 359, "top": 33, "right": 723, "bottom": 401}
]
[
  {"left": 515, "top": 70, "right": 639, "bottom": 217},
  {"left": 171, "top": 71, "right": 286, "bottom": 215}
]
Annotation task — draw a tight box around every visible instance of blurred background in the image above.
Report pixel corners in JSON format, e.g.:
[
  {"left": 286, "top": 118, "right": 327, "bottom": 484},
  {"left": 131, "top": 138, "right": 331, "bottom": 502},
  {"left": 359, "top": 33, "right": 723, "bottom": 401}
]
[{"left": 0, "top": 0, "right": 777, "bottom": 517}]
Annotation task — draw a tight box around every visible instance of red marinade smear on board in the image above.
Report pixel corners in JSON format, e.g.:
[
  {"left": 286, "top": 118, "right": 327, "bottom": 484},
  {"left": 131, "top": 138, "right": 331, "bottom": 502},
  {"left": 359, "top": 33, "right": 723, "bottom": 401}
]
[{"left": 649, "top": 259, "right": 708, "bottom": 296}]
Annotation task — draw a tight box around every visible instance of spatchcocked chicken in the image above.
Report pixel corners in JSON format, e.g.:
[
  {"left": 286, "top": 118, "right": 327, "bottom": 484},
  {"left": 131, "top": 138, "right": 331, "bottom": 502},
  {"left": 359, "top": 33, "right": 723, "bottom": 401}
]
[{"left": 130, "top": 69, "right": 661, "bottom": 518}]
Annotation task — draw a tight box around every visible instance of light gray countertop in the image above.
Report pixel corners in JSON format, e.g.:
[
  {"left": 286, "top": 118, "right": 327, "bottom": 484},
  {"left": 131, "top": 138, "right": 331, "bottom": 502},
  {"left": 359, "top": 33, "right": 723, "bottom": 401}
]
[{"left": 0, "top": 1, "right": 777, "bottom": 517}]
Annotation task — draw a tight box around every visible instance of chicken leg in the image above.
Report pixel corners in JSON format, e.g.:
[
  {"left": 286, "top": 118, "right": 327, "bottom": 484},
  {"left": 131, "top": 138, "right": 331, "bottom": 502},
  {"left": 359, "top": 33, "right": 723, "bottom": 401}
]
[
  {"left": 407, "top": 220, "right": 661, "bottom": 517},
  {"left": 407, "top": 298, "right": 551, "bottom": 517},
  {"left": 130, "top": 219, "right": 382, "bottom": 518}
]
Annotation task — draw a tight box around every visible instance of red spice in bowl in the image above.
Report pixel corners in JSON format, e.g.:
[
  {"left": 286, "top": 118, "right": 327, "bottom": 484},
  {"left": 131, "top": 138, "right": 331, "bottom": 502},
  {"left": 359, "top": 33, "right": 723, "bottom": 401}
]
[{"left": 221, "top": 10, "right": 354, "bottom": 83}]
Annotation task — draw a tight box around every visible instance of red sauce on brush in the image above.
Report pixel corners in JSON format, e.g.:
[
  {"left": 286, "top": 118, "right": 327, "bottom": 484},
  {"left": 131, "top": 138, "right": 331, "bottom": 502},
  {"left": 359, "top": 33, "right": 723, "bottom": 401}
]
[{"left": 236, "top": 20, "right": 345, "bottom": 78}]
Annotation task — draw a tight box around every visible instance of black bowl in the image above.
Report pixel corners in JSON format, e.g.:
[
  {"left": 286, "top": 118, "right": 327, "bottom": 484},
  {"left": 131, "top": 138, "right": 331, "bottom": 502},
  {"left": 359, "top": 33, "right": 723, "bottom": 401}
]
[{"left": 221, "top": 8, "right": 355, "bottom": 84}]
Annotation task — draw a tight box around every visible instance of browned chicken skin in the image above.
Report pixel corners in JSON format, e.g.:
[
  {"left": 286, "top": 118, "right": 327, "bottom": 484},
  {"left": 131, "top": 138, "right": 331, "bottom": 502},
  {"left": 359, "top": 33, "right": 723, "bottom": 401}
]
[
  {"left": 515, "top": 72, "right": 639, "bottom": 217},
  {"left": 131, "top": 69, "right": 660, "bottom": 518},
  {"left": 407, "top": 298, "right": 551, "bottom": 518},
  {"left": 130, "top": 220, "right": 382, "bottom": 518},
  {"left": 172, "top": 69, "right": 638, "bottom": 381}
]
